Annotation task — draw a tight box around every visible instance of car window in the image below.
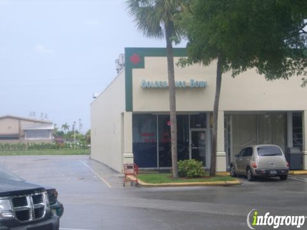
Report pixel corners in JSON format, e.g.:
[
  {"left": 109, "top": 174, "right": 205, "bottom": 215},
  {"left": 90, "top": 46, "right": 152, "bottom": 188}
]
[
  {"left": 243, "top": 147, "right": 253, "bottom": 157},
  {"left": 257, "top": 146, "right": 282, "bottom": 156},
  {"left": 238, "top": 148, "right": 246, "bottom": 157}
]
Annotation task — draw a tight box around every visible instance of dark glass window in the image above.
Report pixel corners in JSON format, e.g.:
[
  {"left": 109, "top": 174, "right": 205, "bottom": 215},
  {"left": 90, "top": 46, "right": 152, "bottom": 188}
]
[
  {"left": 190, "top": 113, "right": 206, "bottom": 128},
  {"left": 133, "top": 114, "right": 197, "bottom": 168},
  {"left": 293, "top": 112, "right": 302, "bottom": 149},
  {"left": 158, "top": 115, "right": 171, "bottom": 167},
  {"left": 25, "top": 130, "right": 50, "bottom": 139},
  {"left": 243, "top": 147, "right": 253, "bottom": 157},
  {"left": 0, "top": 135, "right": 19, "bottom": 140},
  {"left": 257, "top": 146, "right": 282, "bottom": 156},
  {"left": 158, "top": 115, "right": 190, "bottom": 167},
  {"left": 133, "top": 114, "right": 157, "bottom": 167},
  {"left": 177, "top": 115, "right": 189, "bottom": 161},
  {"left": 238, "top": 148, "right": 245, "bottom": 157}
]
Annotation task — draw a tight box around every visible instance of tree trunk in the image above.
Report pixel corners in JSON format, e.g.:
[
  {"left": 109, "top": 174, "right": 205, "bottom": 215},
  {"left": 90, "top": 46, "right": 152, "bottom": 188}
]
[
  {"left": 166, "top": 28, "right": 178, "bottom": 179},
  {"left": 210, "top": 55, "right": 223, "bottom": 177}
]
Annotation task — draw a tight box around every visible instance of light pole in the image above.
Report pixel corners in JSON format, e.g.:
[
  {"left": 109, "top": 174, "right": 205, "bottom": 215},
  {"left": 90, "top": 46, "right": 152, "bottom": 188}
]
[{"left": 73, "top": 121, "right": 76, "bottom": 148}]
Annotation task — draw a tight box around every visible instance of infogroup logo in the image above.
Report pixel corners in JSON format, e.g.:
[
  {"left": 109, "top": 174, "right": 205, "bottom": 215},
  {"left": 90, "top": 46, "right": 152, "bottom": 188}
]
[{"left": 247, "top": 209, "right": 307, "bottom": 229}]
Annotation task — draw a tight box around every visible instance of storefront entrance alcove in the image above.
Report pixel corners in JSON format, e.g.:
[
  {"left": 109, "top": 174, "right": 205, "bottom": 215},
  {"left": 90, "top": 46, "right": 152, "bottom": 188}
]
[
  {"left": 226, "top": 113, "right": 288, "bottom": 167},
  {"left": 132, "top": 113, "right": 209, "bottom": 168}
]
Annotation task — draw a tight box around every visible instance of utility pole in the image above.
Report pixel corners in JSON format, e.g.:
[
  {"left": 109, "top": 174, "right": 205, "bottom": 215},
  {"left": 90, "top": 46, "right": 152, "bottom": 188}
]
[
  {"left": 73, "top": 121, "right": 76, "bottom": 148},
  {"left": 78, "top": 119, "right": 82, "bottom": 133}
]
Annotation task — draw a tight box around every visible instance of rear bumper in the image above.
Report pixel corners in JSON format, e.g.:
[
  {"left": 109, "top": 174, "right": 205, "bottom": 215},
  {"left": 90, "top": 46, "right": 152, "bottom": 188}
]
[{"left": 254, "top": 169, "right": 289, "bottom": 177}]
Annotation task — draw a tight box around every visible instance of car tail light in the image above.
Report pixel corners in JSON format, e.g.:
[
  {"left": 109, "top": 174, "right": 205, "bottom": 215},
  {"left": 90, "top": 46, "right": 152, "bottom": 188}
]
[
  {"left": 251, "top": 162, "right": 257, "bottom": 168},
  {"left": 286, "top": 162, "right": 289, "bottom": 168}
]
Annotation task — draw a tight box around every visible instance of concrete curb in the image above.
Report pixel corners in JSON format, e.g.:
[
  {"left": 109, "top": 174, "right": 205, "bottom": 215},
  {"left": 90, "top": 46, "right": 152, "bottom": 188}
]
[
  {"left": 126, "top": 170, "right": 307, "bottom": 187},
  {"left": 127, "top": 175, "right": 242, "bottom": 187},
  {"left": 138, "top": 180, "right": 242, "bottom": 187},
  {"left": 289, "top": 170, "right": 307, "bottom": 175}
]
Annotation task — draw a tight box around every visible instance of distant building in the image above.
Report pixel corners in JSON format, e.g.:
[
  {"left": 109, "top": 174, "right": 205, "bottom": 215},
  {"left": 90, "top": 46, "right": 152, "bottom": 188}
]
[{"left": 0, "top": 115, "right": 54, "bottom": 143}]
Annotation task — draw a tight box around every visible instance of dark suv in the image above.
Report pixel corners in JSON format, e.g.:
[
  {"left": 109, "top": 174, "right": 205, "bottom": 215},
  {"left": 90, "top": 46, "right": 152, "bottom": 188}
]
[{"left": 0, "top": 168, "right": 63, "bottom": 230}]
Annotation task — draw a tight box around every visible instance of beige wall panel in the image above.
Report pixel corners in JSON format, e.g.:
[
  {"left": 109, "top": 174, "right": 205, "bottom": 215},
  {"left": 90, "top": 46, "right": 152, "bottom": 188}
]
[
  {"left": 133, "top": 57, "right": 307, "bottom": 112},
  {"left": 133, "top": 57, "right": 216, "bottom": 112},
  {"left": 0, "top": 118, "right": 19, "bottom": 134},
  {"left": 91, "top": 72, "right": 125, "bottom": 172},
  {"left": 220, "top": 70, "right": 306, "bottom": 111}
]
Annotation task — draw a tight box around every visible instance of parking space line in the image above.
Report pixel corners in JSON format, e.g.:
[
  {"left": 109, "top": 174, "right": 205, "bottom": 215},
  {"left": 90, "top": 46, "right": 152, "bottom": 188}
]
[
  {"left": 60, "top": 228, "right": 93, "bottom": 230},
  {"left": 288, "top": 175, "right": 307, "bottom": 182},
  {"left": 79, "top": 160, "right": 112, "bottom": 188}
]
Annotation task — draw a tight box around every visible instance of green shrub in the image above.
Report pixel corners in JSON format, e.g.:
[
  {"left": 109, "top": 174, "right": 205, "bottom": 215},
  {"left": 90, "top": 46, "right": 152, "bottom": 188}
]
[
  {"left": 0, "top": 142, "right": 88, "bottom": 152},
  {"left": 178, "top": 159, "right": 205, "bottom": 178}
]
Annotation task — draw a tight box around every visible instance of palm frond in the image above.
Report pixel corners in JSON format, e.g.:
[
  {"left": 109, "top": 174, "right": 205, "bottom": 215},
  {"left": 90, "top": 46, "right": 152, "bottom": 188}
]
[{"left": 125, "top": 0, "right": 183, "bottom": 41}]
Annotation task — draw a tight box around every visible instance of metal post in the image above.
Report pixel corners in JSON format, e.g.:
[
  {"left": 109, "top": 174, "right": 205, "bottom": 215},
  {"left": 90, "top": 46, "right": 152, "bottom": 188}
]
[{"left": 73, "top": 121, "right": 76, "bottom": 148}]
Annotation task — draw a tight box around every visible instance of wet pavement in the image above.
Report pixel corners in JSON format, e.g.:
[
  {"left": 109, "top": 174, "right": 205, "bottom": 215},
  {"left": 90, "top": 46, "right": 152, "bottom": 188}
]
[{"left": 1, "top": 155, "right": 307, "bottom": 230}]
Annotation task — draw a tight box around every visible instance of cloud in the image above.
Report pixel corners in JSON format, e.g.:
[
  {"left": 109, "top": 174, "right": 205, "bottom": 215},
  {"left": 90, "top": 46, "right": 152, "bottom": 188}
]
[{"left": 35, "top": 44, "right": 55, "bottom": 55}]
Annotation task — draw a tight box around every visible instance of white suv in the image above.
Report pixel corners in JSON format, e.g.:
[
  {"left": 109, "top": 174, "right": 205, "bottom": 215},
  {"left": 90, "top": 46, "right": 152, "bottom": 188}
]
[{"left": 230, "top": 144, "right": 289, "bottom": 181}]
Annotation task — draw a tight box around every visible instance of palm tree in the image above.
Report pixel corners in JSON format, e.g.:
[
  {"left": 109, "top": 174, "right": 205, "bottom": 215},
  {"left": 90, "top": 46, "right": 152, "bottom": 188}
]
[
  {"left": 61, "top": 123, "right": 70, "bottom": 133},
  {"left": 126, "top": 0, "right": 183, "bottom": 178}
]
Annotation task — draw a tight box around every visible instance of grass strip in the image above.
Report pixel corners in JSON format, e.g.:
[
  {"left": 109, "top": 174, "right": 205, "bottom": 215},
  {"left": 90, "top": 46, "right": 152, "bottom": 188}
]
[
  {"left": 0, "top": 149, "right": 90, "bottom": 156},
  {"left": 137, "top": 173, "right": 236, "bottom": 184}
]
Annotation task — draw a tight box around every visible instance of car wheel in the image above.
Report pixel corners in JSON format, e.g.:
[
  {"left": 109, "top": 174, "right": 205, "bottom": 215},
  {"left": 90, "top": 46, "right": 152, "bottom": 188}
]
[
  {"left": 247, "top": 168, "right": 255, "bottom": 181},
  {"left": 280, "top": 175, "right": 288, "bottom": 181},
  {"left": 230, "top": 165, "right": 237, "bottom": 177}
]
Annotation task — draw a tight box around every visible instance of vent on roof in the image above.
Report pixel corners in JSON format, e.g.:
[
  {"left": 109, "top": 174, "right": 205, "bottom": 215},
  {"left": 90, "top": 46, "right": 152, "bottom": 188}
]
[{"left": 115, "top": 53, "right": 125, "bottom": 74}]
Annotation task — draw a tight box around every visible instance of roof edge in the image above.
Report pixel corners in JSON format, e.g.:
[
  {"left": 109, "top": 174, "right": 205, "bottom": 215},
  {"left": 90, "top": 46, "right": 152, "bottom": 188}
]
[{"left": 0, "top": 115, "right": 53, "bottom": 124}]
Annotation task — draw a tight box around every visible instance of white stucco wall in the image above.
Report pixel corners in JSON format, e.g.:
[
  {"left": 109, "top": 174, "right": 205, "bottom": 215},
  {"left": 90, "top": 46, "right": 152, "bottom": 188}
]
[{"left": 90, "top": 70, "right": 126, "bottom": 172}]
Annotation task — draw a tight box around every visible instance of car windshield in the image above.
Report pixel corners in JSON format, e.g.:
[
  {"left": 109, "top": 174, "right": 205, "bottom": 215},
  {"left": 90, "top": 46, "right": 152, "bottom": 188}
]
[
  {"left": 257, "top": 146, "right": 282, "bottom": 156},
  {"left": 0, "top": 168, "right": 25, "bottom": 182}
]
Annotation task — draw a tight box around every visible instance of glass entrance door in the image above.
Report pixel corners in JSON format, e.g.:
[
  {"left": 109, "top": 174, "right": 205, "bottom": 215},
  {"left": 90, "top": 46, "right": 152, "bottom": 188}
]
[{"left": 190, "top": 130, "right": 206, "bottom": 166}]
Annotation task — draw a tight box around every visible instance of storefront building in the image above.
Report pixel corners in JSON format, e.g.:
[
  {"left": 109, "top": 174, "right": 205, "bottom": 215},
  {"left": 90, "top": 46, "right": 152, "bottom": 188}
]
[{"left": 91, "top": 47, "right": 307, "bottom": 172}]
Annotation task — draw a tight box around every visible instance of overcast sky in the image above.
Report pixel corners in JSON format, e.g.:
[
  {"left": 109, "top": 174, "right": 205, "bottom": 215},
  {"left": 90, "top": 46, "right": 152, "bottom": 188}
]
[{"left": 0, "top": 0, "right": 185, "bottom": 133}]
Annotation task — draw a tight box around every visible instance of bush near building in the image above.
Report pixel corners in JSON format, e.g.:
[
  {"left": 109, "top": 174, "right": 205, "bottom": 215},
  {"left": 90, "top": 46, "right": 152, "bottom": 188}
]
[{"left": 178, "top": 159, "right": 205, "bottom": 178}]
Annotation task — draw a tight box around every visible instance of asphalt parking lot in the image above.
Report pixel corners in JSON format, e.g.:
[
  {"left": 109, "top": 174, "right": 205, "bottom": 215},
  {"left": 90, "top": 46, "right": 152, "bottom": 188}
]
[{"left": 1, "top": 155, "right": 307, "bottom": 230}]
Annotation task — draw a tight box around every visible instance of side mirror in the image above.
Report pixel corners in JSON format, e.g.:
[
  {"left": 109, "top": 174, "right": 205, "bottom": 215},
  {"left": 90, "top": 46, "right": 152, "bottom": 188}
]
[{"left": 235, "top": 154, "right": 239, "bottom": 158}]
